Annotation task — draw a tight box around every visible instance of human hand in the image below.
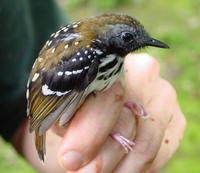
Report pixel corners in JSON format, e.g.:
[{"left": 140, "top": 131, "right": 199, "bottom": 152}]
[
  {"left": 13, "top": 53, "right": 185, "bottom": 173},
  {"left": 53, "top": 53, "right": 186, "bottom": 173}
]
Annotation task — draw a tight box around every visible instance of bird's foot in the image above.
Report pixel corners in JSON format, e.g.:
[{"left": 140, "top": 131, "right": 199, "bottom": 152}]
[
  {"left": 124, "top": 101, "right": 148, "bottom": 118},
  {"left": 110, "top": 132, "right": 135, "bottom": 153}
]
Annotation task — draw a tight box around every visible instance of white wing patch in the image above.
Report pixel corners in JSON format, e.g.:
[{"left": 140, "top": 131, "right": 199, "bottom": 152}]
[{"left": 42, "top": 84, "right": 71, "bottom": 96}]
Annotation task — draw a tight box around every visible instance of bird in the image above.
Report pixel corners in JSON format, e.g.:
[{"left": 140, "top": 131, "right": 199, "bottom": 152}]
[{"left": 26, "top": 13, "right": 169, "bottom": 161}]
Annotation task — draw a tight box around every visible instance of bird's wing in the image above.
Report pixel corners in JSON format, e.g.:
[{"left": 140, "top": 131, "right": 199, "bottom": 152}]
[
  {"left": 27, "top": 23, "right": 104, "bottom": 161},
  {"left": 27, "top": 25, "right": 102, "bottom": 134}
]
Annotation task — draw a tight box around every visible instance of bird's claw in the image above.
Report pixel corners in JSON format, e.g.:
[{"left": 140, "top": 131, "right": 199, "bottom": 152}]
[
  {"left": 110, "top": 132, "right": 135, "bottom": 153},
  {"left": 124, "top": 101, "right": 148, "bottom": 118}
]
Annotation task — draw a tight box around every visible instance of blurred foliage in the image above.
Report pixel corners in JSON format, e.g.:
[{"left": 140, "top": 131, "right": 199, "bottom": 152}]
[
  {"left": 0, "top": 139, "right": 36, "bottom": 173},
  {"left": 0, "top": 0, "right": 200, "bottom": 172},
  {"left": 64, "top": 0, "right": 131, "bottom": 10}
]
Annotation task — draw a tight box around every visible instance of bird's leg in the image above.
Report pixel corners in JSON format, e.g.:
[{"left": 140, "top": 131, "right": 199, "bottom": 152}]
[
  {"left": 109, "top": 101, "right": 148, "bottom": 152},
  {"left": 124, "top": 101, "right": 148, "bottom": 118},
  {"left": 110, "top": 132, "right": 135, "bottom": 153}
]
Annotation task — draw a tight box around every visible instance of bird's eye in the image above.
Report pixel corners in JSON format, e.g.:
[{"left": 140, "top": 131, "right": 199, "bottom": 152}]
[{"left": 121, "top": 32, "right": 134, "bottom": 43}]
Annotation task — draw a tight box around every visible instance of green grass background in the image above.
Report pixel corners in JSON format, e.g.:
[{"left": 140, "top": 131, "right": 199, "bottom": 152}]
[{"left": 0, "top": 0, "right": 199, "bottom": 172}]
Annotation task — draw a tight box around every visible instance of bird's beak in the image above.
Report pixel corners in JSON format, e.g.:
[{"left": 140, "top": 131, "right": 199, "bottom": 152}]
[{"left": 144, "top": 37, "right": 169, "bottom": 49}]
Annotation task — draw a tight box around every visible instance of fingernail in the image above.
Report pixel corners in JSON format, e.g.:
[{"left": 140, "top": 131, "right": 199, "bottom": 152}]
[{"left": 62, "top": 151, "right": 83, "bottom": 171}]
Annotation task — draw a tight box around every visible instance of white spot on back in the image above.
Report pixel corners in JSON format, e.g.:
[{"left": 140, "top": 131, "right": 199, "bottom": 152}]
[
  {"left": 38, "top": 57, "right": 43, "bottom": 62},
  {"left": 50, "top": 33, "right": 55, "bottom": 37},
  {"left": 63, "top": 27, "right": 68, "bottom": 32},
  {"left": 77, "top": 52, "right": 80, "bottom": 56},
  {"left": 72, "top": 58, "right": 76, "bottom": 62},
  {"left": 62, "top": 33, "right": 80, "bottom": 42},
  {"left": 32, "top": 61, "right": 36, "bottom": 68},
  {"left": 26, "top": 89, "right": 29, "bottom": 99},
  {"left": 47, "top": 40, "right": 52, "bottom": 46},
  {"left": 32, "top": 73, "right": 40, "bottom": 82},
  {"left": 46, "top": 40, "right": 49, "bottom": 46},
  {"left": 27, "top": 79, "right": 30, "bottom": 88},
  {"left": 72, "top": 71, "right": 78, "bottom": 74},
  {"left": 62, "top": 26, "right": 66, "bottom": 30},
  {"left": 77, "top": 69, "right": 83, "bottom": 73},
  {"left": 54, "top": 32, "right": 59, "bottom": 38},
  {"left": 88, "top": 55, "right": 91, "bottom": 59},
  {"left": 84, "top": 50, "right": 88, "bottom": 54},
  {"left": 65, "top": 71, "right": 72, "bottom": 75},
  {"left": 95, "top": 49, "right": 103, "bottom": 55},
  {"left": 96, "top": 39, "right": 102, "bottom": 43},
  {"left": 84, "top": 66, "right": 89, "bottom": 70},
  {"left": 73, "top": 24, "right": 78, "bottom": 28},
  {"left": 52, "top": 48, "right": 55, "bottom": 53},
  {"left": 57, "top": 71, "right": 63, "bottom": 76},
  {"left": 64, "top": 44, "right": 69, "bottom": 49},
  {"left": 72, "top": 69, "right": 83, "bottom": 74},
  {"left": 79, "top": 57, "right": 83, "bottom": 61},
  {"left": 74, "top": 41, "right": 79, "bottom": 45}
]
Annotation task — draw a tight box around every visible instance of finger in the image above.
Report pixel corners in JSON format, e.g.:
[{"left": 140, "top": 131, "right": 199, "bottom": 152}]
[
  {"left": 114, "top": 80, "right": 174, "bottom": 173},
  {"left": 147, "top": 105, "right": 186, "bottom": 173},
  {"left": 57, "top": 83, "right": 124, "bottom": 171},
  {"left": 123, "top": 53, "right": 160, "bottom": 104},
  {"left": 68, "top": 106, "right": 137, "bottom": 173},
  {"left": 124, "top": 53, "right": 175, "bottom": 127},
  {"left": 114, "top": 54, "right": 176, "bottom": 173}
]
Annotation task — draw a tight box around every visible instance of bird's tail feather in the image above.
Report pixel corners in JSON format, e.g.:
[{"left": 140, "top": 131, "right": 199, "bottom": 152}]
[{"left": 35, "top": 128, "right": 46, "bottom": 162}]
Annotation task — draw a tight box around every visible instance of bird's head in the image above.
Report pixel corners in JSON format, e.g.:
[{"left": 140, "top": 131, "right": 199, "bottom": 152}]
[{"left": 80, "top": 13, "right": 169, "bottom": 56}]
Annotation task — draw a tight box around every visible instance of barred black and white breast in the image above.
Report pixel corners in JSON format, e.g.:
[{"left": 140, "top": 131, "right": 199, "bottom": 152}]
[{"left": 27, "top": 13, "right": 169, "bottom": 161}]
